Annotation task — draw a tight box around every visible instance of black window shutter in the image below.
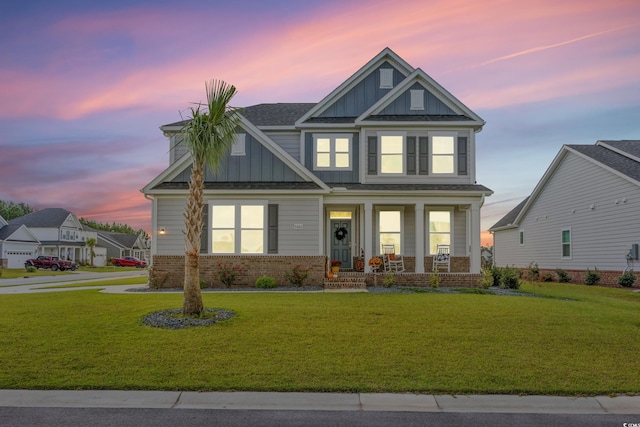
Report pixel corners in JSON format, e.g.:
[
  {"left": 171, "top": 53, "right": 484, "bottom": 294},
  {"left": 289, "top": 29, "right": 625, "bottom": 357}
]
[
  {"left": 268, "top": 204, "right": 278, "bottom": 254},
  {"left": 458, "top": 136, "right": 468, "bottom": 175},
  {"left": 200, "top": 204, "right": 209, "bottom": 253},
  {"left": 367, "top": 136, "right": 377, "bottom": 175},
  {"left": 406, "top": 136, "right": 416, "bottom": 175},
  {"left": 418, "top": 136, "right": 429, "bottom": 175}
]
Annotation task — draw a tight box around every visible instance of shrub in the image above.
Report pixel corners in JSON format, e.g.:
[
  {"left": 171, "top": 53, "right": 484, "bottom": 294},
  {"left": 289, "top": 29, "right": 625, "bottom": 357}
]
[
  {"left": 555, "top": 268, "right": 570, "bottom": 283},
  {"left": 255, "top": 275, "right": 278, "bottom": 289},
  {"left": 540, "top": 272, "right": 555, "bottom": 282},
  {"left": 618, "top": 270, "right": 636, "bottom": 288},
  {"left": 429, "top": 266, "right": 440, "bottom": 288},
  {"left": 383, "top": 273, "right": 396, "bottom": 288},
  {"left": 500, "top": 266, "right": 521, "bottom": 289},
  {"left": 584, "top": 268, "right": 601, "bottom": 286},
  {"left": 199, "top": 279, "right": 207, "bottom": 289},
  {"left": 217, "top": 264, "right": 242, "bottom": 288},
  {"left": 25, "top": 265, "right": 37, "bottom": 273},
  {"left": 284, "top": 265, "right": 310, "bottom": 287},
  {"left": 491, "top": 266, "right": 502, "bottom": 287},
  {"left": 526, "top": 261, "right": 540, "bottom": 282},
  {"left": 480, "top": 267, "right": 493, "bottom": 288}
]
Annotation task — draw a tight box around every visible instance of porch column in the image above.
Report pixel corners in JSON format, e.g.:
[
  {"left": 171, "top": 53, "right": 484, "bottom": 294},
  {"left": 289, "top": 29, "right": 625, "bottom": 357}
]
[
  {"left": 414, "top": 203, "right": 425, "bottom": 273},
  {"left": 364, "top": 202, "right": 373, "bottom": 273},
  {"left": 470, "top": 203, "right": 481, "bottom": 273}
]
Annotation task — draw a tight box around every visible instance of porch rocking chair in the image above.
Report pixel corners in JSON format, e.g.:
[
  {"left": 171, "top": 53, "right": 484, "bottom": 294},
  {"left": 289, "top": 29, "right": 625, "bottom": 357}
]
[
  {"left": 432, "top": 244, "right": 450, "bottom": 272},
  {"left": 382, "top": 244, "right": 405, "bottom": 273}
]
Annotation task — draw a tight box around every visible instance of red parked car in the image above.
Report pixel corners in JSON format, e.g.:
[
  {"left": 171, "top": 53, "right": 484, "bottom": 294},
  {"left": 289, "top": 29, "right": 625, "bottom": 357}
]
[{"left": 112, "top": 256, "right": 147, "bottom": 268}]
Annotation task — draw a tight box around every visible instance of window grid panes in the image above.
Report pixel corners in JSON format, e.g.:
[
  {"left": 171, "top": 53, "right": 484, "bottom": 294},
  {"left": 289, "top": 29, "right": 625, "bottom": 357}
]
[
  {"left": 380, "top": 135, "right": 404, "bottom": 174},
  {"left": 379, "top": 210, "right": 401, "bottom": 254},
  {"left": 562, "top": 229, "right": 571, "bottom": 258},
  {"left": 212, "top": 205, "right": 235, "bottom": 254},
  {"left": 429, "top": 211, "right": 451, "bottom": 255},
  {"left": 212, "top": 204, "right": 265, "bottom": 254},
  {"left": 314, "top": 135, "right": 351, "bottom": 170},
  {"left": 432, "top": 136, "right": 455, "bottom": 174}
]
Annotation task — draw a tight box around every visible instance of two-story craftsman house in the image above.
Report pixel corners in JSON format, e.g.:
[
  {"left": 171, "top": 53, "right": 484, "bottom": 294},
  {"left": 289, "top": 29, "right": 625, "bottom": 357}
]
[{"left": 142, "top": 48, "right": 492, "bottom": 287}]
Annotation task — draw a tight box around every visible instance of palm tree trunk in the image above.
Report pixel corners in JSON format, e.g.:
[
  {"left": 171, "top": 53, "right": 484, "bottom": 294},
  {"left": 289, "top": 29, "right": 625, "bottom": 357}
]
[{"left": 183, "top": 162, "right": 204, "bottom": 315}]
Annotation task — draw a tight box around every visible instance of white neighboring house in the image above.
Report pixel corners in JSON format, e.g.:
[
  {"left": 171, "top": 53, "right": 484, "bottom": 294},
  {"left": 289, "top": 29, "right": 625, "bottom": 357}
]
[
  {"left": 490, "top": 140, "right": 640, "bottom": 284},
  {"left": 8, "top": 208, "right": 107, "bottom": 267},
  {"left": 0, "top": 215, "right": 41, "bottom": 268},
  {"left": 96, "top": 230, "right": 151, "bottom": 263}
]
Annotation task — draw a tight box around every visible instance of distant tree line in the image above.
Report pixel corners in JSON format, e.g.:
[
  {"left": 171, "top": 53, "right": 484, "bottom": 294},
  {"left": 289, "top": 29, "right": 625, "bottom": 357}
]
[
  {"left": 0, "top": 200, "right": 35, "bottom": 220},
  {"left": 0, "top": 199, "right": 148, "bottom": 238}
]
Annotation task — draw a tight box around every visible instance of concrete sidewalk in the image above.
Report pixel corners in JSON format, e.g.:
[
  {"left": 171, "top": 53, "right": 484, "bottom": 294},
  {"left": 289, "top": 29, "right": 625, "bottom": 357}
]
[
  {"left": 0, "top": 271, "right": 148, "bottom": 294},
  {"left": 0, "top": 390, "right": 638, "bottom": 413}
]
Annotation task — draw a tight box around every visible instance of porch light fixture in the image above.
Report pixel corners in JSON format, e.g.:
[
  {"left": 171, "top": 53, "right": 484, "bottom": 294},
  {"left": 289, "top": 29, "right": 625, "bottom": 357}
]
[{"left": 159, "top": 228, "right": 166, "bottom": 235}]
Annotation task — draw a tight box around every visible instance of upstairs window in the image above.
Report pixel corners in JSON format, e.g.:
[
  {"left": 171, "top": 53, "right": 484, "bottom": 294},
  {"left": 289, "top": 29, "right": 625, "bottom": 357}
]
[
  {"left": 313, "top": 135, "right": 352, "bottom": 170},
  {"left": 379, "top": 134, "right": 404, "bottom": 174},
  {"left": 431, "top": 135, "right": 455, "bottom": 174}
]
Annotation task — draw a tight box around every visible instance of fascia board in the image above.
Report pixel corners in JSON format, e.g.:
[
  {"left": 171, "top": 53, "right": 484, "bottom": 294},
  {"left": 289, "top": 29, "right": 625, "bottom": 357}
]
[
  {"left": 597, "top": 140, "right": 640, "bottom": 163},
  {"left": 296, "top": 123, "right": 358, "bottom": 129},
  {"left": 295, "top": 48, "right": 414, "bottom": 126},
  {"left": 357, "top": 120, "right": 484, "bottom": 127},
  {"left": 0, "top": 216, "right": 7, "bottom": 226},
  {"left": 141, "top": 154, "right": 192, "bottom": 194}
]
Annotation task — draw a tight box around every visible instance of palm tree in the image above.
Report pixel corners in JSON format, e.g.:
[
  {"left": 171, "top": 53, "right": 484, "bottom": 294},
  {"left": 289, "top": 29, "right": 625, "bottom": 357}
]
[
  {"left": 86, "top": 237, "right": 96, "bottom": 267},
  {"left": 181, "top": 80, "right": 241, "bottom": 315}
]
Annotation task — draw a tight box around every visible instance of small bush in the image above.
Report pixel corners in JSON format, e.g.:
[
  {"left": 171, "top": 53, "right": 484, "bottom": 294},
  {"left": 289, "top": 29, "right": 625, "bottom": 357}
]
[
  {"left": 199, "top": 279, "right": 207, "bottom": 289},
  {"left": 500, "top": 266, "right": 521, "bottom": 289},
  {"left": 526, "top": 261, "right": 540, "bottom": 282},
  {"left": 429, "top": 266, "right": 440, "bottom": 288},
  {"left": 480, "top": 267, "right": 493, "bottom": 288},
  {"left": 255, "top": 275, "right": 278, "bottom": 289},
  {"left": 217, "top": 264, "right": 242, "bottom": 288},
  {"left": 25, "top": 265, "right": 37, "bottom": 273},
  {"left": 618, "top": 270, "right": 636, "bottom": 288},
  {"left": 491, "top": 266, "right": 502, "bottom": 287},
  {"left": 540, "top": 272, "right": 554, "bottom": 282},
  {"left": 383, "top": 273, "right": 396, "bottom": 288},
  {"left": 584, "top": 268, "right": 601, "bottom": 286},
  {"left": 555, "top": 268, "right": 570, "bottom": 283},
  {"left": 284, "top": 265, "right": 310, "bottom": 287}
]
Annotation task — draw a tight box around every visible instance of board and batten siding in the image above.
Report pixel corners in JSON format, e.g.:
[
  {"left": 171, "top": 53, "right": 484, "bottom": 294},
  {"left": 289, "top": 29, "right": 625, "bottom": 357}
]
[
  {"left": 379, "top": 82, "right": 456, "bottom": 116},
  {"left": 319, "top": 62, "right": 406, "bottom": 118},
  {"left": 494, "top": 152, "right": 640, "bottom": 271}
]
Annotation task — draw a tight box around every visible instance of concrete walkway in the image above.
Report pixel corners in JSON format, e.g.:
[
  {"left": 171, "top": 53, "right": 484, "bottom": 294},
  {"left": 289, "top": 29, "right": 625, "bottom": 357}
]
[{"left": 0, "top": 390, "right": 638, "bottom": 413}]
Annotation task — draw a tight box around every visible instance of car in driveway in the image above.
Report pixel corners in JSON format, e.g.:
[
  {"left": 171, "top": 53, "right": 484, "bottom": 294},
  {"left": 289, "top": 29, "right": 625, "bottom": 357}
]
[{"left": 112, "top": 257, "right": 147, "bottom": 268}]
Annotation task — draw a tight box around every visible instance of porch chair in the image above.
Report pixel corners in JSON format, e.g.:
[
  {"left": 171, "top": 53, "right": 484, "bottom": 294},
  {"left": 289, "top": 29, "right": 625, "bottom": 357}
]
[
  {"left": 382, "top": 244, "right": 405, "bottom": 273},
  {"left": 432, "top": 244, "right": 450, "bottom": 272}
]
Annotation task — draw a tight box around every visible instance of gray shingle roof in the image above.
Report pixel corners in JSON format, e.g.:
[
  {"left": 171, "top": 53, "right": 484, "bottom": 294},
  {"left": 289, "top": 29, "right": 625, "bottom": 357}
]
[
  {"left": 99, "top": 231, "right": 139, "bottom": 248},
  {"left": 598, "top": 140, "right": 640, "bottom": 160},
  {"left": 8, "top": 208, "right": 72, "bottom": 228},
  {"left": 568, "top": 143, "right": 640, "bottom": 183},
  {"left": 342, "top": 183, "right": 492, "bottom": 192},
  {"left": 0, "top": 224, "right": 25, "bottom": 241},
  {"left": 241, "top": 103, "right": 315, "bottom": 126},
  {"left": 489, "top": 197, "right": 529, "bottom": 231}
]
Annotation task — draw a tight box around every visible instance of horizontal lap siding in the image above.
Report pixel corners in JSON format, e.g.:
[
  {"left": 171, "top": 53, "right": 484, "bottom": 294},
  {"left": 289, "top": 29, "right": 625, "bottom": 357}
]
[
  {"left": 156, "top": 198, "right": 187, "bottom": 255},
  {"left": 453, "top": 208, "right": 466, "bottom": 256},
  {"left": 270, "top": 198, "right": 321, "bottom": 255},
  {"left": 495, "top": 152, "right": 640, "bottom": 270}
]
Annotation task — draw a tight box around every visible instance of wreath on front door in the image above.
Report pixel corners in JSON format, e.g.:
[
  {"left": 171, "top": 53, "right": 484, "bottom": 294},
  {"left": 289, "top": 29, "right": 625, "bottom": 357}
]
[{"left": 334, "top": 227, "right": 348, "bottom": 241}]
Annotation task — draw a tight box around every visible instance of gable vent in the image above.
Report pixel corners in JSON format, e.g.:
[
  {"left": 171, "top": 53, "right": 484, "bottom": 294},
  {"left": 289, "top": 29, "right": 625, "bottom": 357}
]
[{"left": 380, "top": 69, "right": 393, "bottom": 89}]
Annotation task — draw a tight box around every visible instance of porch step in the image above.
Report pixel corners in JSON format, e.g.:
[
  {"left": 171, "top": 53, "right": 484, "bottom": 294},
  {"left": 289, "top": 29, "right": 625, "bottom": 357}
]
[{"left": 323, "top": 272, "right": 367, "bottom": 290}]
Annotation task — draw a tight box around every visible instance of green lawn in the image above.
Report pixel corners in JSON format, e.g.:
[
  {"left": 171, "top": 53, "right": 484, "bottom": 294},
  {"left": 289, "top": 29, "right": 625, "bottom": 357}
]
[
  {"left": 0, "top": 282, "right": 638, "bottom": 395},
  {"left": 40, "top": 276, "right": 148, "bottom": 289},
  {"left": 0, "top": 266, "right": 141, "bottom": 279}
]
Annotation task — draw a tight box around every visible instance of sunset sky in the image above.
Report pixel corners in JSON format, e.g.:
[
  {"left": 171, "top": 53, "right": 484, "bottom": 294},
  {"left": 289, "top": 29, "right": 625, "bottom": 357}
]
[{"left": 1, "top": 0, "right": 638, "bottom": 245}]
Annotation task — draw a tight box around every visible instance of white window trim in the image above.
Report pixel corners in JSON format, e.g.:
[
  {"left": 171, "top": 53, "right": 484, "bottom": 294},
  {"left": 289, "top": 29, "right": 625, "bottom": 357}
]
[
  {"left": 429, "top": 131, "right": 458, "bottom": 176},
  {"left": 410, "top": 89, "right": 425, "bottom": 110},
  {"left": 519, "top": 229, "right": 525, "bottom": 246},
  {"left": 210, "top": 200, "right": 268, "bottom": 255},
  {"left": 561, "top": 227, "right": 572, "bottom": 259},
  {"left": 426, "top": 208, "right": 454, "bottom": 255},
  {"left": 380, "top": 68, "right": 393, "bottom": 89},
  {"left": 231, "top": 133, "right": 246, "bottom": 156},
  {"left": 312, "top": 134, "right": 353, "bottom": 171},
  {"left": 377, "top": 131, "right": 406, "bottom": 176},
  {"left": 375, "top": 206, "right": 404, "bottom": 254}
]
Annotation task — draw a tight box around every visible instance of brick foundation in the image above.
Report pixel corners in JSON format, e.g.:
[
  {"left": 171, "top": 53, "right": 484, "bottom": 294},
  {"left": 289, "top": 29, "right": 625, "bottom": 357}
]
[
  {"left": 516, "top": 267, "right": 640, "bottom": 288},
  {"left": 150, "top": 255, "right": 326, "bottom": 288},
  {"left": 367, "top": 272, "right": 481, "bottom": 287}
]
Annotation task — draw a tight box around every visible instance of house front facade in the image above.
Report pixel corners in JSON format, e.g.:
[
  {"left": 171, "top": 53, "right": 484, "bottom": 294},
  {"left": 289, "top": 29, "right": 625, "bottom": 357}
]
[
  {"left": 490, "top": 140, "right": 640, "bottom": 285},
  {"left": 143, "top": 48, "right": 492, "bottom": 287},
  {"left": 0, "top": 215, "right": 41, "bottom": 268}
]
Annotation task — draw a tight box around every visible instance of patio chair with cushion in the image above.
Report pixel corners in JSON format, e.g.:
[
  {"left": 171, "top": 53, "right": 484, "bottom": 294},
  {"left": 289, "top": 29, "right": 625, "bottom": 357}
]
[{"left": 433, "top": 244, "right": 450, "bottom": 272}]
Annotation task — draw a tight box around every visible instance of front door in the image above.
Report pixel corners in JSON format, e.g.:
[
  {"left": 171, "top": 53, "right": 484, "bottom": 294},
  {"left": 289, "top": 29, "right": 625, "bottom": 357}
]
[{"left": 330, "top": 219, "right": 351, "bottom": 268}]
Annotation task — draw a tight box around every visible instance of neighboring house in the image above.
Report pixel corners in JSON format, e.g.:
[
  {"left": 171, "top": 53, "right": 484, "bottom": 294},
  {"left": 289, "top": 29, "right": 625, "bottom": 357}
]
[
  {"left": 0, "top": 215, "right": 41, "bottom": 268},
  {"left": 8, "top": 208, "right": 106, "bottom": 266},
  {"left": 481, "top": 246, "right": 493, "bottom": 266},
  {"left": 96, "top": 230, "right": 150, "bottom": 263},
  {"left": 490, "top": 140, "right": 640, "bottom": 285},
  {"left": 143, "top": 48, "right": 493, "bottom": 287}
]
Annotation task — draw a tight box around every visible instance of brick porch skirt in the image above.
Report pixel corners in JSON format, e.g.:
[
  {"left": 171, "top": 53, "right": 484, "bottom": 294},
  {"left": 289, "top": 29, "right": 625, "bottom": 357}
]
[{"left": 149, "top": 255, "right": 480, "bottom": 288}]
